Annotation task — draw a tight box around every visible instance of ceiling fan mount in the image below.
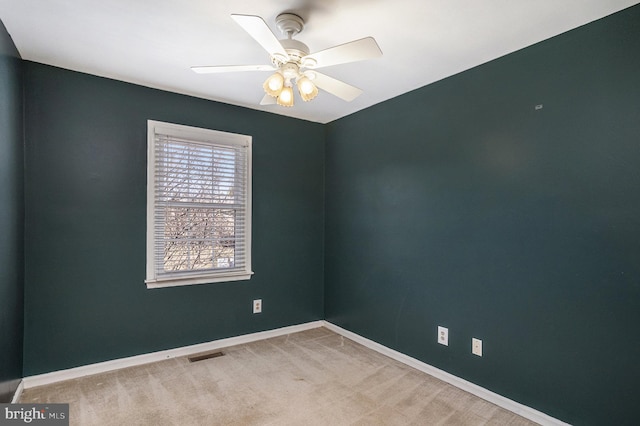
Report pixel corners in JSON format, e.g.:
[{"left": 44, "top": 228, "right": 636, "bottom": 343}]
[
  {"left": 191, "top": 12, "right": 383, "bottom": 107},
  {"left": 270, "top": 14, "right": 310, "bottom": 66},
  {"left": 275, "top": 13, "right": 305, "bottom": 38}
]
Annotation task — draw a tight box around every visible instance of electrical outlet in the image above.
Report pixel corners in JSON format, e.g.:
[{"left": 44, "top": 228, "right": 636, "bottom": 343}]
[
  {"left": 437, "top": 326, "right": 448, "bottom": 346},
  {"left": 253, "top": 299, "right": 262, "bottom": 314},
  {"left": 472, "top": 338, "right": 482, "bottom": 356}
]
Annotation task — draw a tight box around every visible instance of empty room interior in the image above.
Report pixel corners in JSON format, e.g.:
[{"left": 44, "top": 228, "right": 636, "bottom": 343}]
[{"left": 1, "top": 1, "right": 639, "bottom": 425}]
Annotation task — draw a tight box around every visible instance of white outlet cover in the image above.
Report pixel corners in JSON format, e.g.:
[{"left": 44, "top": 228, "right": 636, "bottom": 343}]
[
  {"left": 472, "top": 338, "right": 483, "bottom": 356},
  {"left": 438, "top": 326, "right": 449, "bottom": 346},
  {"left": 253, "top": 299, "right": 262, "bottom": 314}
]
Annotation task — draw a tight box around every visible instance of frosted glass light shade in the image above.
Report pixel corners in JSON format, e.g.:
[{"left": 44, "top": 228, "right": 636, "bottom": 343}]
[
  {"left": 263, "top": 73, "right": 284, "bottom": 97},
  {"left": 297, "top": 77, "right": 318, "bottom": 102},
  {"left": 277, "top": 86, "right": 294, "bottom": 107}
]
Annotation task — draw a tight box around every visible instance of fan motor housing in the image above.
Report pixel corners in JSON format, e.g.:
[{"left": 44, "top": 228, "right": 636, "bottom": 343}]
[{"left": 280, "top": 39, "right": 310, "bottom": 62}]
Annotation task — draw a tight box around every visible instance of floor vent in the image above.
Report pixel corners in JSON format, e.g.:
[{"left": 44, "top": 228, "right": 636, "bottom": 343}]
[{"left": 188, "top": 351, "right": 225, "bottom": 363}]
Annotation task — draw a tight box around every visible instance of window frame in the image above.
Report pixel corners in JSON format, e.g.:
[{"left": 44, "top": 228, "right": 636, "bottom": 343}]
[{"left": 146, "top": 120, "right": 253, "bottom": 289}]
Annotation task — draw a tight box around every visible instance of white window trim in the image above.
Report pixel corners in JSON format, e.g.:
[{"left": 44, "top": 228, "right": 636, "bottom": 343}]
[{"left": 146, "top": 120, "right": 253, "bottom": 289}]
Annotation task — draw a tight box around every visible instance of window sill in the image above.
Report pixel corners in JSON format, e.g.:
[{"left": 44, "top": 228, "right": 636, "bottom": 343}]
[{"left": 145, "top": 271, "right": 253, "bottom": 289}]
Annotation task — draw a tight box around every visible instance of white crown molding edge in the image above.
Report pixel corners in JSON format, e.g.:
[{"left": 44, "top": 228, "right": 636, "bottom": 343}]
[
  {"left": 321, "top": 321, "right": 570, "bottom": 426},
  {"left": 21, "top": 321, "right": 324, "bottom": 390}
]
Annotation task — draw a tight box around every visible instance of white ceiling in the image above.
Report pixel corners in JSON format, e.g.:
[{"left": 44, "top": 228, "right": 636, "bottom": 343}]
[{"left": 1, "top": 0, "right": 637, "bottom": 123}]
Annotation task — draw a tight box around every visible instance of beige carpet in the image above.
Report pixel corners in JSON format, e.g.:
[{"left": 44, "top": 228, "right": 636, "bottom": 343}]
[{"left": 20, "top": 327, "right": 538, "bottom": 425}]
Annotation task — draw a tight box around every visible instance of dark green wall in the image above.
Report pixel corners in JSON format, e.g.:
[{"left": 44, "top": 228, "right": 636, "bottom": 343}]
[
  {"left": 13, "top": 4, "right": 640, "bottom": 424},
  {"left": 325, "top": 6, "right": 640, "bottom": 426},
  {"left": 0, "top": 19, "right": 23, "bottom": 402},
  {"left": 23, "top": 62, "right": 325, "bottom": 375}
]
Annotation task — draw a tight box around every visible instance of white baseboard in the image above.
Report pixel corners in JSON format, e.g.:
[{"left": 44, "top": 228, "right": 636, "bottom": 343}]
[
  {"left": 322, "top": 321, "right": 570, "bottom": 426},
  {"left": 21, "top": 319, "right": 568, "bottom": 425},
  {"left": 11, "top": 380, "right": 24, "bottom": 403},
  {"left": 23, "top": 321, "right": 323, "bottom": 389}
]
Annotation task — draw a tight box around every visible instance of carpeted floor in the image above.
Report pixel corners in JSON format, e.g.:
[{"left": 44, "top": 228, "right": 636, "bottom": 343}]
[{"left": 19, "top": 327, "right": 538, "bottom": 425}]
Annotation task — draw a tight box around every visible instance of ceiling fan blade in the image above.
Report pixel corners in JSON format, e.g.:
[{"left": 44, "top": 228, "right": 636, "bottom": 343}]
[
  {"left": 309, "top": 71, "right": 363, "bottom": 102},
  {"left": 191, "top": 64, "right": 276, "bottom": 74},
  {"left": 260, "top": 94, "right": 277, "bottom": 105},
  {"left": 231, "top": 14, "right": 289, "bottom": 60},
  {"left": 303, "top": 37, "right": 382, "bottom": 69}
]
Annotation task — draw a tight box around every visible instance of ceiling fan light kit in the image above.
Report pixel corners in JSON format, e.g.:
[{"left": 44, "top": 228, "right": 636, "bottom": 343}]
[
  {"left": 191, "top": 12, "right": 382, "bottom": 108},
  {"left": 277, "top": 85, "right": 294, "bottom": 107},
  {"left": 297, "top": 76, "right": 318, "bottom": 102},
  {"left": 263, "top": 72, "right": 284, "bottom": 96}
]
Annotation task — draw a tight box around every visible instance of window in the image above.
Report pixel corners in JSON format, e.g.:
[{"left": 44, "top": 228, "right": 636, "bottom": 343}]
[{"left": 146, "top": 120, "right": 252, "bottom": 288}]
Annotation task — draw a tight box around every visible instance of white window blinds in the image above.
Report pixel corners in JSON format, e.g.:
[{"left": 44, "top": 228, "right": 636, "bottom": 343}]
[{"left": 146, "top": 121, "right": 252, "bottom": 288}]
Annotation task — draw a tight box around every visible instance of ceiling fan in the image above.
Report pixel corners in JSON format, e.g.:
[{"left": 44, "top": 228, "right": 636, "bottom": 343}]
[{"left": 191, "top": 13, "right": 383, "bottom": 107}]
